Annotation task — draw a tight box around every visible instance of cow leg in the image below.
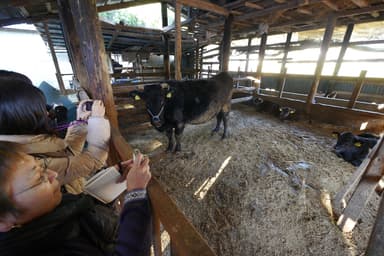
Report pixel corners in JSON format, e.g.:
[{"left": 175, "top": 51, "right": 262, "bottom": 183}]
[
  {"left": 212, "top": 111, "right": 223, "bottom": 135},
  {"left": 174, "top": 124, "right": 185, "bottom": 152},
  {"left": 222, "top": 111, "right": 229, "bottom": 139},
  {"left": 166, "top": 128, "right": 174, "bottom": 152}
]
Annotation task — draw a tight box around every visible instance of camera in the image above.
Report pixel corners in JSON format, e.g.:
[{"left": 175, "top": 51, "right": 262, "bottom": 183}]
[{"left": 85, "top": 101, "right": 93, "bottom": 111}]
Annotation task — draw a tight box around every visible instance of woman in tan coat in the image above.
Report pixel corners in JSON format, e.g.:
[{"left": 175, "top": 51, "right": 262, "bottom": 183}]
[{"left": 0, "top": 71, "right": 110, "bottom": 194}]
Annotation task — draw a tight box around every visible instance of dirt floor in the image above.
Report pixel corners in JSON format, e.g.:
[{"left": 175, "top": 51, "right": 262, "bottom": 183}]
[{"left": 121, "top": 102, "right": 380, "bottom": 256}]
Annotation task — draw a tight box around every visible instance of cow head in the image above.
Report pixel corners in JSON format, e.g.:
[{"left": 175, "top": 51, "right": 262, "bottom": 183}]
[{"left": 129, "top": 83, "right": 174, "bottom": 128}]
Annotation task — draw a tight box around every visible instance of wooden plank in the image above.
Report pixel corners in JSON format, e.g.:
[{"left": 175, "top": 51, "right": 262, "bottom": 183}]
[
  {"left": 365, "top": 194, "right": 384, "bottom": 255},
  {"left": 348, "top": 70, "right": 367, "bottom": 109},
  {"left": 278, "top": 68, "right": 287, "bottom": 98},
  {"left": 305, "top": 14, "right": 336, "bottom": 114},
  {"left": 336, "top": 137, "right": 384, "bottom": 232},
  {"left": 244, "top": 1, "right": 263, "bottom": 9},
  {"left": 177, "top": 0, "right": 229, "bottom": 16},
  {"left": 175, "top": 1, "right": 182, "bottom": 80},
  {"left": 297, "top": 8, "right": 313, "bottom": 15}
]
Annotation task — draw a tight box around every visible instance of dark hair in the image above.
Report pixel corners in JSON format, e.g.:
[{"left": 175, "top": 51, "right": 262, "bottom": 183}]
[
  {"left": 0, "top": 78, "right": 54, "bottom": 135},
  {"left": 0, "top": 141, "right": 25, "bottom": 218},
  {"left": 0, "top": 70, "right": 33, "bottom": 85}
]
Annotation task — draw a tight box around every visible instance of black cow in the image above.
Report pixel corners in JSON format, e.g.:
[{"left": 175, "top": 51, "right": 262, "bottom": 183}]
[
  {"left": 129, "top": 72, "right": 233, "bottom": 152},
  {"left": 332, "top": 131, "right": 379, "bottom": 166},
  {"left": 253, "top": 97, "right": 296, "bottom": 121}
]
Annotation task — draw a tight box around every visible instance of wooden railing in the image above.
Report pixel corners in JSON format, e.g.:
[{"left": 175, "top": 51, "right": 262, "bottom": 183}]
[{"left": 110, "top": 127, "right": 216, "bottom": 256}]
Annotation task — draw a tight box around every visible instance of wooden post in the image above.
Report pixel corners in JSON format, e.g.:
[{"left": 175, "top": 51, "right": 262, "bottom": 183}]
[
  {"left": 44, "top": 22, "right": 66, "bottom": 94},
  {"left": 152, "top": 209, "right": 162, "bottom": 256},
  {"left": 348, "top": 70, "right": 367, "bottom": 109},
  {"left": 280, "top": 32, "right": 292, "bottom": 74},
  {"left": 174, "top": 0, "right": 182, "bottom": 80},
  {"left": 305, "top": 15, "right": 336, "bottom": 114},
  {"left": 221, "top": 14, "right": 233, "bottom": 72},
  {"left": 58, "top": 0, "right": 118, "bottom": 127},
  {"left": 162, "top": 2, "right": 170, "bottom": 80},
  {"left": 366, "top": 194, "right": 384, "bottom": 255},
  {"left": 199, "top": 46, "right": 203, "bottom": 78},
  {"left": 278, "top": 67, "right": 287, "bottom": 98},
  {"left": 255, "top": 33, "right": 267, "bottom": 94},
  {"left": 333, "top": 24, "right": 354, "bottom": 77},
  {"left": 194, "top": 39, "right": 199, "bottom": 79},
  {"left": 244, "top": 37, "right": 252, "bottom": 73},
  {"left": 57, "top": 0, "right": 90, "bottom": 93}
]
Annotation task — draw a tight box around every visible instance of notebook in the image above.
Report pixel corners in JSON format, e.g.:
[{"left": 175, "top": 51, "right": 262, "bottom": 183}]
[{"left": 84, "top": 166, "right": 126, "bottom": 204}]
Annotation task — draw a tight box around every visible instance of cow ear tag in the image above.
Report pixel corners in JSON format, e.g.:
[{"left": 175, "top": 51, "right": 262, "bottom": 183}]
[
  {"left": 354, "top": 142, "right": 362, "bottom": 147},
  {"left": 290, "top": 110, "right": 296, "bottom": 114},
  {"left": 166, "top": 92, "right": 172, "bottom": 98},
  {"left": 279, "top": 107, "right": 282, "bottom": 112},
  {"left": 134, "top": 95, "right": 141, "bottom": 100}
]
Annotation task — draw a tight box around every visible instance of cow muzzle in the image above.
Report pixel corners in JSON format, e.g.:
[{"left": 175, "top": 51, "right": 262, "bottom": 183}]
[{"left": 147, "top": 105, "right": 165, "bottom": 128}]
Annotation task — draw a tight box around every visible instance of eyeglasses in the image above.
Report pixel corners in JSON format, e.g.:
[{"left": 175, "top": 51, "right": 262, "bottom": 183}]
[{"left": 15, "top": 158, "right": 49, "bottom": 196}]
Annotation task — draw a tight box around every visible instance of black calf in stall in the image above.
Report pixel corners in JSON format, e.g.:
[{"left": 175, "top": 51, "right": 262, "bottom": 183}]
[
  {"left": 129, "top": 72, "right": 233, "bottom": 152},
  {"left": 253, "top": 97, "right": 296, "bottom": 121},
  {"left": 332, "top": 131, "right": 380, "bottom": 166}
]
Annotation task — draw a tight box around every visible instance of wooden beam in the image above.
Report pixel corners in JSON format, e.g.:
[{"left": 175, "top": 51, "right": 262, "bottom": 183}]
[
  {"left": 44, "top": 22, "right": 66, "bottom": 94},
  {"left": 244, "top": 1, "right": 263, "bottom": 10},
  {"left": 322, "top": 0, "right": 339, "bottom": 11},
  {"left": 57, "top": 0, "right": 90, "bottom": 99},
  {"left": 366, "top": 193, "right": 384, "bottom": 255},
  {"left": 162, "top": 2, "right": 170, "bottom": 79},
  {"left": 97, "top": 0, "right": 162, "bottom": 12},
  {"left": 175, "top": 0, "right": 182, "bottom": 80},
  {"left": 244, "top": 37, "right": 252, "bottom": 72},
  {"left": 333, "top": 24, "right": 353, "bottom": 76},
  {"left": 177, "top": 0, "right": 229, "bottom": 16},
  {"left": 235, "top": 0, "right": 322, "bottom": 22},
  {"left": 305, "top": 14, "right": 336, "bottom": 114},
  {"left": 66, "top": 0, "right": 118, "bottom": 127},
  {"left": 297, "top": 8, "right": 313, "bottom": 15},
  {"left": 0, "top": 14, "right": 58, "bottom": 27},
  {"left": 221, "top": 14, "right": 233, "bottom": 72},
  {"left": 348, "top": 70, "right": 367, "bottom": 109},
  {"left": 351, "top": 0, "right": 369, "bottom": 8},
  {"left": 274, "top": 0, "right": 287, "bottom": 3}
]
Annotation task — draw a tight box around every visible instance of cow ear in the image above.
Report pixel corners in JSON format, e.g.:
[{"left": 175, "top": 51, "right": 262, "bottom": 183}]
[
  {"left": 161, "top": 83, "right": 169, "bottom": 90},
  {"left": 129, "top": 91, "right": 144, "bottom": 101},
  {"left": 354, "top": 142, "right": 362, "bottom": 147}
]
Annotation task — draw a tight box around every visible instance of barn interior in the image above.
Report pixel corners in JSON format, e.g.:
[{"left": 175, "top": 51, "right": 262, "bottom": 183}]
[{"left": 2, "top": 0, "right": 384, "bottom": 255}]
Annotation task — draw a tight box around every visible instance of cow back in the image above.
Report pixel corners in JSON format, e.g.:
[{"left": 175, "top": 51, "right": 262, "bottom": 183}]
[{"left": 166, "top": 72, "right": 233, "bottom": 124}]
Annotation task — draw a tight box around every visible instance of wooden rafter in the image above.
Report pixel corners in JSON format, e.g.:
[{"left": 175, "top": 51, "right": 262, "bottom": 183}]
[
  {"left": 97, "top": 0, "right": 162, "bottom": 12},
  {"left": 322, "top": 0, "right": 339, "bottom": 10},
  {"left": 177, "top": 0, "right": 229, "bottom": 17},
  {"left": 297, "top": 8, "right": 313, "bottom": 15},
  {"left": 244, "top": 1, "right": 264, "bottom": 10},
  {"left": 350, "top": 0, "right": 369, "bottom": 8}
]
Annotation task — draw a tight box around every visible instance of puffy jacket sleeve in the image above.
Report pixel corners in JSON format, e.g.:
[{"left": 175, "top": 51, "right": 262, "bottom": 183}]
[
  {"left": 65, "top": 122, "right": 88, "bottom": 154},
  {"left": 113, "top": 193, "right": 152, "bottom": 256},
  {"left": 51, "top": 117, "right": 111, "bottom": 186}
]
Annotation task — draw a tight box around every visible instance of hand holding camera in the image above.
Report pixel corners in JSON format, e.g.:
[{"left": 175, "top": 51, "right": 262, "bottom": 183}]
[{"left": 77, "top": 100, "right": 105, "bottom": 120}]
